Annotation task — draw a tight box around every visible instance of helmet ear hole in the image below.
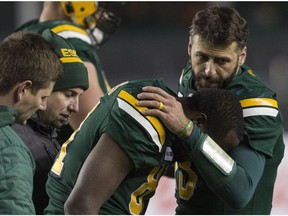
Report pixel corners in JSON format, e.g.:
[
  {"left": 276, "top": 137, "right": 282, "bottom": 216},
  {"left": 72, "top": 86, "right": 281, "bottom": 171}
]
[
  {"left": 65, "top": 2, "right": 74, "bottom": 14},
  {"left": 60, "top": 1, "right": 97, "bottom": 27}
]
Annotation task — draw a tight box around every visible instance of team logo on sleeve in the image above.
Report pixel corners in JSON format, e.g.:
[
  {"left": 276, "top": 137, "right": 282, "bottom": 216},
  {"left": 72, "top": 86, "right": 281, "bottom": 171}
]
[{"left": 164, "top": 146, "right": 174, "bottom": 161}]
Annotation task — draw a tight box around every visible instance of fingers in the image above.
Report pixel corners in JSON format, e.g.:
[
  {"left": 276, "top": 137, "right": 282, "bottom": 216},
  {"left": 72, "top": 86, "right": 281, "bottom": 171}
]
[
  {"left": 142, "top": 86, "right": 165, "bottom": 94},
  {"left": 138, "top": 86, "right": 174, "bottom": 100},
  {"left": 137, "top": 100, "right": 165, "bottom": 112},
  {"left": 141, "top": 108, "right": 164, "bottom": 118},
  {"left": 137, "top": 92, "right": 163, "bottom": 102},
  {"left": 137, "top": 86, "right": 176, "bottom": 111},
  {"left": 136, "top": 86, "right": 192, "bottom": 137},
  {"left": 158, "top": 102, "right": 164, "bottom": 110}
]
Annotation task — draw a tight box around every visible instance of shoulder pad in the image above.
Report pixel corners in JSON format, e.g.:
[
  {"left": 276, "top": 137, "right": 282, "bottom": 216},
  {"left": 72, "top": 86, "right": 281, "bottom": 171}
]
[{"left": 51, "top": 24, "right": 92, "bottom": 45}]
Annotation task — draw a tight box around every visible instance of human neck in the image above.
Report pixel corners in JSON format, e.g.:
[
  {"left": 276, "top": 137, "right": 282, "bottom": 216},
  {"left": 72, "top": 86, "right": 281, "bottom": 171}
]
[
  {"left": 0, "top": 92, "right": 16, "bottom": 107},
  {"left": 39, "top": 2, "right": 69, "bottom": 22}
]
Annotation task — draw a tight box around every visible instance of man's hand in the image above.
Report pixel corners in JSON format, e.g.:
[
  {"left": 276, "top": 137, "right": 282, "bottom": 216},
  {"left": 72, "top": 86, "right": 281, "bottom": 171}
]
[{"left": 137, "top": 86, "right": 192, "bottom": 138}]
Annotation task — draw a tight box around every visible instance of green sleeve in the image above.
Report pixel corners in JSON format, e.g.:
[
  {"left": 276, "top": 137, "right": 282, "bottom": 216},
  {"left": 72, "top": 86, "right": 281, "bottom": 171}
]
[
  {"left": 183, "top": 126, "right": 237, "bottom": 188},
  {"left": 183, "top": 126, "right": 265, "bottom": 208},
  {"left": 0, "top": 145, "right": 35, "bottom": 214},
  {"left": 215, "top": 144, "right": 265, "bottom": 208}
]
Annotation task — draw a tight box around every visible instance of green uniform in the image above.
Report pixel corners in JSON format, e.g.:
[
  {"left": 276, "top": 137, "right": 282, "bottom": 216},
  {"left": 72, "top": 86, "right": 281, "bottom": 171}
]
[
  {"left": 16, "top": 19, "right": 110, "bottom": 143},
  {"left": 176, "top": 60, "right": 285, "bottom": 214},
  {"left": 0, "top": 106, "right": 36, "bottom": 214},
  {"left": 45, "top": 79, "right": 176, "bottom": 215}
]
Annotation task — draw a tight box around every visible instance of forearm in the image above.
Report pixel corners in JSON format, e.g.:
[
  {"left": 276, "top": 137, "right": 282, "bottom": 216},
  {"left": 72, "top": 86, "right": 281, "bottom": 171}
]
[
  {"left": 64, "top": 198, "right": 100, "bottom": 215},
  {"left": 183, "top": 127, "right": 265, "bottom": 208},
  {"left": 183, "top": 127, "right": 237, "bottom": 188},
  {"left": 214, "top": 144, "right": 265, "bottom": 208}
]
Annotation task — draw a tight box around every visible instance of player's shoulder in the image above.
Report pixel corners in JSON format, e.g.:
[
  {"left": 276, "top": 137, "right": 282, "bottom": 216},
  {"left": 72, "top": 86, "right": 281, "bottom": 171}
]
[
  {"left": 49, "top": 21, "right": 92, "bottom": 45},
  {"left": 230, "top": 65, "right": 276, "bottom": 99},
  {"left": 106, "top": 80, "right": 172, "bottom": 153},
  {"left": 15, "top": 19, "right": 39, "bottom": 32},
  {"left": 230, "top": 65, "right": 279, "bottom": 119},
  {"left": 16, "top": 19, "right": 92, "bottom": 45}
]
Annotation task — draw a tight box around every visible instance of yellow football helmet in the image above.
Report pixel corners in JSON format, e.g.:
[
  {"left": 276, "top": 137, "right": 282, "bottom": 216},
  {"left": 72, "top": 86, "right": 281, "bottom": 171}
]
[{"left": 60, "top": 1, "right": 120, "bottom": 46}]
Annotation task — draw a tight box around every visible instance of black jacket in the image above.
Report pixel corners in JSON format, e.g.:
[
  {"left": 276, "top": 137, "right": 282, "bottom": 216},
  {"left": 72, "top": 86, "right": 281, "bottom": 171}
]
[{"left": 12, "top": 114, "right": 61, "bottom": 215}]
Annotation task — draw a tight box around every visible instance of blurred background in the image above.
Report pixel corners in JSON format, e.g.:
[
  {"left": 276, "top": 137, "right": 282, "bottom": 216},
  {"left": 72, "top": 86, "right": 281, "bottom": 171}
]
[{"left": 0, "top": 1, "right": 287, "bottom": 214}]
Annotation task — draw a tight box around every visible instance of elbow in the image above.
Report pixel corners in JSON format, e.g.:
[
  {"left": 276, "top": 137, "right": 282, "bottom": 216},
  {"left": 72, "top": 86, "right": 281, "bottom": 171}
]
[
  {"left": 225, "top": 195, "right": 251, "bottom": 210},
  {"left": 64, "top": 198, "right": 85, "bottom": 214},
  {"left": 220, "top": 181, "right": 254, "bottom": 210},
  {"left": 64, "top": 198, "right": 76, "bottom": 214},
  {"left": 64, "top": 196, "right": 99, "bottom": 214}
]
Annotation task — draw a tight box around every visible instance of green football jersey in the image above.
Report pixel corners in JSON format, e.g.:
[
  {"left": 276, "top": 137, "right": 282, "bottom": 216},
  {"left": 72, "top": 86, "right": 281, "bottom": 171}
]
[
  {"left": 176, "top": 60, "right": 285, "bottom": 214},
  {"left": 16, "top": 19, "right": 110, "bottom": 143},
  {"left": 45, "top": 79, "right": 176, "bottom": 215}
]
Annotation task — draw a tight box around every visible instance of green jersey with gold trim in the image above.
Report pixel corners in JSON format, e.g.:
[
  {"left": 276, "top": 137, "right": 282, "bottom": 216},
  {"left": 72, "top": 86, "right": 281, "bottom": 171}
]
[
  {"left": 45, "top": 79, "right": 176, "bottom": 215},
  {"left": 176, "top": 60, "right": 285, "bottom": 214}
]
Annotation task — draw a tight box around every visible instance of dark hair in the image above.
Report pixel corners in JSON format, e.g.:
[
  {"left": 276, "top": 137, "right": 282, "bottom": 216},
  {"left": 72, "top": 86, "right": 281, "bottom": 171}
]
[
  {"left": 190, "top": 6, "right": 248, "bottom": 51},
  {"left": 188, "top": 88, "right": 245, "bottom": 144},
  {"left": 0, "top": 31, "right": 63, "bottom": 95}
]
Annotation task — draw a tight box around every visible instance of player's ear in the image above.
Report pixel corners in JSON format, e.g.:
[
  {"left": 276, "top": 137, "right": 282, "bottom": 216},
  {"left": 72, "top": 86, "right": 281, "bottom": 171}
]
[
  {"left": 192, "top": 113, "right": 207, "bottom": 133},
  {"left": 188, "top": 36, "right": 192, "bottom": 56},
  {"left": 194, "top": 113, "right": 207, "bottom": 126},
  {"left": 16, "top": 80, "right": 32, "bottom": 102},
  {"left": 239, "top": 46, "right": 247, "bottom": 65}
]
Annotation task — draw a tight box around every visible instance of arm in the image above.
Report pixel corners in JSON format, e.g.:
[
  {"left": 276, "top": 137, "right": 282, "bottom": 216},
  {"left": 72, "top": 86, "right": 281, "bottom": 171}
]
[
  {"left": 69, "top": 61, "right": 104, "bottom": 130},
  {"left": 181, "top": 128, "right": 265, "bottom": 208},
  {"left": 0, "top": 145, "right": 35, "bottom": 214},
  {"left": 64, "top": 133, "right": 133, "bottom": 214},
  {"left": 137, "top": 86, "right": 265, "bottom": 208},
  {"left": 216, "top": 144, "right": 266, "bottom": 208}
]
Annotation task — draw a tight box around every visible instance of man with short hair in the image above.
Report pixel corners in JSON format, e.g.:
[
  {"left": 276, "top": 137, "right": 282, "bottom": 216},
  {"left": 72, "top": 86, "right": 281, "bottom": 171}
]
[
  {"left": 0, "top": 31, "right": 63, "bottom": 214},
  {"left": 12, "top": 29, "right": 89, "bottom": 215},
  {"left": 137, "top": 5, "right": 285, "bottom": 215}
]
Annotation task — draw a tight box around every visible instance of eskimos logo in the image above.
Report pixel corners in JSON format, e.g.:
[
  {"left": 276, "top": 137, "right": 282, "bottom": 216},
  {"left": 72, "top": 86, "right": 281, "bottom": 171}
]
[
  {"left": 61, "top": 48, "right": 78, "bottom": 57},
  {"left": 60, "top": 49, "right": 83, "bottom": 63}
]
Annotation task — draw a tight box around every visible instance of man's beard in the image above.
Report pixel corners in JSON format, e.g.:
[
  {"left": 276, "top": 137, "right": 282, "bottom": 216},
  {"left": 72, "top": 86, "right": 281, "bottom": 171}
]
[
  {"left": 193, "top": 62, "right": 239, "bottom": 90},
  {"left": 62, "top": 118, "right": 69, "bottom": 126},
  {"left": 53, "top": 117, "right": 69, "bottom": 128}
]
